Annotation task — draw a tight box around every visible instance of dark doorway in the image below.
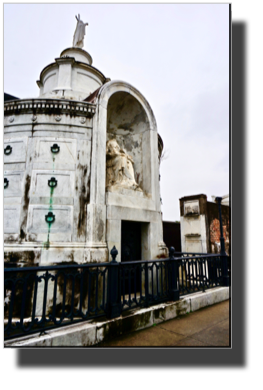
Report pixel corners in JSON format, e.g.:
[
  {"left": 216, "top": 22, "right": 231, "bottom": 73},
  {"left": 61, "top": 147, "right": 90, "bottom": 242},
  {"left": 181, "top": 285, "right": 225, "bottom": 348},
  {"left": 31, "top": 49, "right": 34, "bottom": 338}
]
[
  {"left": 163, "top": 221, "right": 181, "bottom": 252},
  {"left": 121, "top": 221, "right": 141, "bottom": 262},
  {"left": 121, "top": 221, "right": 141, "bottom": 295}
]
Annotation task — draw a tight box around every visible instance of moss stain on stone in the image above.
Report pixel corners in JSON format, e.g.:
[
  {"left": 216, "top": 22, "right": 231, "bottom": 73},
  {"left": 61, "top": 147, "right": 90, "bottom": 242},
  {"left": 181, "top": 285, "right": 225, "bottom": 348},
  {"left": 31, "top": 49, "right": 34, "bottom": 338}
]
[
  {"left": 19, "top": 175, "right": 31, "bottom": 242},
  {"left": 77, "top": 164, "right": 90, "bottom": 238},
  {"left": 43, "top": 154, "right": 56, "bottom": 250}
]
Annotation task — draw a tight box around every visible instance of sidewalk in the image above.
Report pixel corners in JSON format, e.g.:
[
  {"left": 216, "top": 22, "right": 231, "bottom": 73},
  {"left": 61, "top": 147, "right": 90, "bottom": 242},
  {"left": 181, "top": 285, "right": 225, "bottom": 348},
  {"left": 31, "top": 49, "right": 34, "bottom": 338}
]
[{"left": 96, "top": 299, "right": 230, "bottom": 347}]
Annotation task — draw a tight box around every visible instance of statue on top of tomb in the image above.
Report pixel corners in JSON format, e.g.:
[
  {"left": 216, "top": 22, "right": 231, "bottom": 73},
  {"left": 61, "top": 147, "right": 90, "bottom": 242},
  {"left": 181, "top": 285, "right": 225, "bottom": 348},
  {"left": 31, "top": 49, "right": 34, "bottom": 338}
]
[
  {"left": 73, "top": 14, "right": 89, "bottom": 48},
  {"left": 106, "top": 139, "right": 142, "bottom": 192}
]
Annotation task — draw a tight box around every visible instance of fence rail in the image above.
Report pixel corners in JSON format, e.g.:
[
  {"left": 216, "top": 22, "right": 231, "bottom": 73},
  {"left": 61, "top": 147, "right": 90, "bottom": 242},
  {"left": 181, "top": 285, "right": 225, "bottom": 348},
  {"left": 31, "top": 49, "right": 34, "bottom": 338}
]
[
  {"left": 4, "top": 247, "right": 230, "bottom": 340},
  {"left": 4, "top": 262, "right": 109, "bottom": 340}
]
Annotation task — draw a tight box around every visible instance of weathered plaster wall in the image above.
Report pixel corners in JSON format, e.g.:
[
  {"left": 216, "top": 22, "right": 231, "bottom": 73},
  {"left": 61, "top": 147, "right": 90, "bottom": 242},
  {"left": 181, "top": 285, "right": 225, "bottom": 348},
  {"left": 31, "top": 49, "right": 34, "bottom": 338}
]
[{"left": 4, "top": 99, "right": 95, "bottom": 265}]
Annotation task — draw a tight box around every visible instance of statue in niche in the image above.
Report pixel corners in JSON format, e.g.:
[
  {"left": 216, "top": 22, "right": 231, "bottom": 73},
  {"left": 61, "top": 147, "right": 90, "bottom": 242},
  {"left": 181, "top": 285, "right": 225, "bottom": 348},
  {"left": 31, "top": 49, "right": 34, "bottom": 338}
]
[
  {"left": 73, "top": 14, "right": 89, "bottom": 48},
  {"left": 106, "top": 139, "right": 142, "bottom": 192}
]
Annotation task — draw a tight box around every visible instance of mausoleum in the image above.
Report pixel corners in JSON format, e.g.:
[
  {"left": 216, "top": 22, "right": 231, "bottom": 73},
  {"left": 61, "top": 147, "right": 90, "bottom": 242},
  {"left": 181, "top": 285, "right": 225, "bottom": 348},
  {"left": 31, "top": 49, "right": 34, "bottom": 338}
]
[{"left": 4, "top": 16, "right": 167, "bottom": 266}]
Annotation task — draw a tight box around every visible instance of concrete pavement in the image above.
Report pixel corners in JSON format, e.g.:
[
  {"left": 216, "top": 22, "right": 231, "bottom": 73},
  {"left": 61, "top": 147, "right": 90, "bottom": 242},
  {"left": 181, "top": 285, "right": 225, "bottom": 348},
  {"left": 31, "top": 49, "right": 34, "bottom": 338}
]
[{"left": 96, "top": 299, "right": 230, "bottom": 347}]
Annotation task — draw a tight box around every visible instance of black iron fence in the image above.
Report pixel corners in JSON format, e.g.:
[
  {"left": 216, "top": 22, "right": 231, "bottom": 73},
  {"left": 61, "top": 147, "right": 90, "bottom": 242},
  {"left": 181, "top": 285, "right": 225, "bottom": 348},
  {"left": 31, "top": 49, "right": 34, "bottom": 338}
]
[
  {"left": 4, "top": 262, "right": 109, "bottom": 340},
  {"left": 4, "top": 247, "right": 230, "bottom": 340}
]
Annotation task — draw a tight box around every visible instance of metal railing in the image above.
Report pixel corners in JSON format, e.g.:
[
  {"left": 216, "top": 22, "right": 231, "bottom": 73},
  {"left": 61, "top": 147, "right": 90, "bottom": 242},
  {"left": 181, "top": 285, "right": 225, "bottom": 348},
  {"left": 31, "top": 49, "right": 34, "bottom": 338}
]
[
  {"left": 4, "top": 247, "right": 229, "bottom": 340},
  {"left": 119, "top": 259, "right": 171, "bottom": 312},
  {"left": 4, "top": 262, "right": 109, "bottom": 340}
]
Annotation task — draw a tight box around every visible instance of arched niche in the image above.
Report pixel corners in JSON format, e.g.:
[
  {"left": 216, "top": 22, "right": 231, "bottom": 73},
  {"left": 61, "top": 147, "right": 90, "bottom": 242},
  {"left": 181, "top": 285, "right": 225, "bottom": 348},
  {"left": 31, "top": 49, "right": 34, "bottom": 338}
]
[
  {"left": 87, "top": 80, "right": 165, "bottom": 261},
  {"left": 105, "top": 88, "right": 156, "bottom": 196}
]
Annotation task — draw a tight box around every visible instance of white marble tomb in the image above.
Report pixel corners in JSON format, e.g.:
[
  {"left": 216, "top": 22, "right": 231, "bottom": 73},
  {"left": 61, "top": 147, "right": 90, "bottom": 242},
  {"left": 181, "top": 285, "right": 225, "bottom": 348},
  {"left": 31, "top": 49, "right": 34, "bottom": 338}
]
[{"left": 4, "top": 21, "right": 167, "bottom": 265}]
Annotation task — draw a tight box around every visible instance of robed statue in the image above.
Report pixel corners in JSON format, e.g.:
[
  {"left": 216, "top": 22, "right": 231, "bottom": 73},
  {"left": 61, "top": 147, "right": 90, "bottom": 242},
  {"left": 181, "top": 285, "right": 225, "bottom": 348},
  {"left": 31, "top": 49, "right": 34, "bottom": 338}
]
[
  {"left": 106, "top": 139, "right": 142, "bottom": 192},
  {"left": 73, "top": 14, "right": 88, "bottom": 48}
]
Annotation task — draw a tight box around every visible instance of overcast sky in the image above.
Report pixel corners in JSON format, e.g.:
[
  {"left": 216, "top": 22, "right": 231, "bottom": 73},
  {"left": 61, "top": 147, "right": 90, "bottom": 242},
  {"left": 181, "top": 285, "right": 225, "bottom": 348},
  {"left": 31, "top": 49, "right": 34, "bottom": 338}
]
[{"left": 4, "top": 3, "right": 229, "bottom": 221}]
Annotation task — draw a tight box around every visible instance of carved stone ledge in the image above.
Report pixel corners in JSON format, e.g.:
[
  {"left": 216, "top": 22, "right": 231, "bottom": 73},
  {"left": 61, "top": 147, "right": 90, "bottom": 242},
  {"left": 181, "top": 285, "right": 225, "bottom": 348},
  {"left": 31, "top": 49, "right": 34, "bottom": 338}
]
[{"left": 4, "top": 98, "right": 96, "bottom": 118}]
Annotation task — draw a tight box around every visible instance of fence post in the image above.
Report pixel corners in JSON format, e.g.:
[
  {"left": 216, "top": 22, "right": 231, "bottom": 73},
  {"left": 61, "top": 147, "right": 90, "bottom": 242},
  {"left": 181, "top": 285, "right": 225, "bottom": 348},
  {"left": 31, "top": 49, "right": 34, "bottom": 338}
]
[
  {"left": 144, "top": 262, "right": 149, "bottom": 307},
  {"left": 215, "top": 197, "right": 229, "bottom": 287},
  {"left": 169, "top": 247, "right": 180, "bottom": 301},
  {"left": 106, "top": 246, "right": 122, "bottom": 319}
]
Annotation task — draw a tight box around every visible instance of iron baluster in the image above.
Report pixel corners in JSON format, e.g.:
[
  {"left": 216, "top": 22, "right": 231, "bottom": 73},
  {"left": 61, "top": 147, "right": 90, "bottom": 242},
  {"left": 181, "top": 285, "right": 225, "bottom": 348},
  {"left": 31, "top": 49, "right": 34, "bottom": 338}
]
[
  {"left": 144, "top": 262, "right": 149, "bottom": 307},
  {"left": 70, "top": 274, "right": 76, "bottom": 320},
  {"left": 196, "top": 258, "right": 200, "bottom": 290},
  {"left": 122, "top": 267, "right": 126, "bottom": 307},
  {"left": 28, "top": 273, "right": 38, "bottom": 331},
  {"left": 169, "top": 247, "right": 180, "bottom": 301},
  {"left": 51, "top": 273, "right": 58, "bottom": 323},
  {"left": 212, "top": 257, "right": 216, "bottom": 286},
  {"left": 61, "top": 273, "right": 67, "bottom": 320},
  {"left": 6, "top": 280, "right": 16, "bottom": 335},
  {"left": 21, "top": 274, "right": 37, "bottom": 332},
  {"left": 213, "top": 257, "right": 217, "bottom": 285},
  {"left": 151, "top": 264, "right": 154, "bottom": 301},
  {"left": 133, "top": 265, "right": 137, "bottom": 303},
  {"left": 72, "top": 272, "right": 80, "bottom": 318},
  {"left": 203, "top": 258, "right": 206, "bottom": 289},
  {"left": 165, "top": 262, "right": 169, "bottom": 296},
  {"left": 128, "top": 267, "right": 131, "bottom": 305},
  {"left": 95, "top": 268, "right": 99, "bottom": 314},
  {"left": 78, "top": 270, "right": 84, "bottom": 317},
  {"left": 139, "top": 265, "right": 143, "bottom": 304},
  {"left": 191, "top": 259, "right": 194, "bottom": 289},
  {"left": 41, "top": 271, "right": 50, "bottom": 326},
  {"left": 190, "top": 258, "right": 193, "bottom": 292},
  {"left": 160, "top": 262, "right": 163, "bottom": 297},
  {"left": 182, "top": 259, "right": 186, "bottom": 294},
  {"left": 205, "top": 257, "right": 209, "bottom": 288},
  {"left": 101, "top": 268, "right": 106, "bottom": 311},
  {"left": 212, "top": 257, "right": 215, "bottom": 285},
  {"left": 156, "top": 263, "right": 159, "bottom": 298},
  {"left": 192, "top": 258, "right": 195, "bottom": 290},
  {"left": 198, "top": 258, "right": 202, "bottom": 290},
  {"left": 200, "top": 257, "right": 205, "bottom": 292},
  {"left": 183, "top": 259, "right": 186, "bottom": 293},
  {"left": 80, "top": 270, "right": 89, "bottom": 320},
  {"left": 53, "top": 271, "right": 65, "bottom": 325},
  {"left": 189, "top": 258, "right": 192, "bottom": 291},
  {"left": 19, "top": 275, "right": 29, "bottom": 332},
  {"left": 87, "top": 271, "right": 92, "bottom": 315},
  {"left": 14, "top": 280, "right": 27, "bottom": 332},
  {"left": 183, "top": 260, "right": 186, "bottom": 294},
  {"left": 218, "top": 256, "right": 222, "bottom": 285}
]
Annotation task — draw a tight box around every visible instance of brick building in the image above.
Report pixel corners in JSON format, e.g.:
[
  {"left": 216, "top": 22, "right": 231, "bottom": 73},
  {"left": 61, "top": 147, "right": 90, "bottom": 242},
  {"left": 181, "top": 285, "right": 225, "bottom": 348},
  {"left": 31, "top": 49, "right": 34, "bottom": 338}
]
[{"left": 179, "top": 194, "right": 230, "bottom": 255}]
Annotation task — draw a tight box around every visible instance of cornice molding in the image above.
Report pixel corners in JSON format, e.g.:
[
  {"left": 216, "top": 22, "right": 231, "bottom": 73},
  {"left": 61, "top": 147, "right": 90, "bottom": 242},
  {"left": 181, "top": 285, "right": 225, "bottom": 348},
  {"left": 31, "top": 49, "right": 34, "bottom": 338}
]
[{"left": 4, "top": 98, "right": 96, "bottom": 118}]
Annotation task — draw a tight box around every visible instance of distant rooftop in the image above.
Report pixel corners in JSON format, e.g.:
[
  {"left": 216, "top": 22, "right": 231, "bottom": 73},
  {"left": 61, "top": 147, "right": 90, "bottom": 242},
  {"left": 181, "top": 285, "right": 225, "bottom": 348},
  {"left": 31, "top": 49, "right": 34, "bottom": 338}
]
[{"left": 4, "top": 93, "right": 19, "bottom": 102}]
